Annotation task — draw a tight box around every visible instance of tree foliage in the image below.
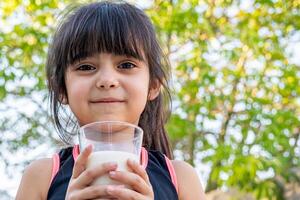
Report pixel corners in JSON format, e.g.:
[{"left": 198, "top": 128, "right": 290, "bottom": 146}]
[
  {"left": 148, "top": 0, "right": 300, "bottom": 199},
  {"left": 0, "top": 0, "right": 299, "bottom": 199}
]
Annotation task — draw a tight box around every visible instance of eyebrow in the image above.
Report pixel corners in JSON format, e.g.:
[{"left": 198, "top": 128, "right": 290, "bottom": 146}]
[
  {"left": 112, "top": 53, "right": 145, "bottom": 62},
  {"left": 74, "top": 51, "right": 144, "bottom": 61},
  {"left": 115, "top": 54, "right": 144, "bottom": 61}
]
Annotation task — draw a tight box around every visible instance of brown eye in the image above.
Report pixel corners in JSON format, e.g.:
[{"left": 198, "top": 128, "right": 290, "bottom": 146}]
[
  {"left": 118, "top": 62, "right": 136, "bottom": 69},
  {"left": 77, "top": 64, "right": 95, "bottom": 71}
]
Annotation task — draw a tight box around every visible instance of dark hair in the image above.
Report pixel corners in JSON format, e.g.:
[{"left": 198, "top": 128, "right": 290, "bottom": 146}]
[{"left": 46, "top": 1, "right": 173, "bottom": 158}]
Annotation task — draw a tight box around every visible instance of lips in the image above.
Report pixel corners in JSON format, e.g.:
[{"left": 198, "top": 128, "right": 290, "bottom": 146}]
[{"left": 90, "top": 98, "right": 125, "bottom": 103}]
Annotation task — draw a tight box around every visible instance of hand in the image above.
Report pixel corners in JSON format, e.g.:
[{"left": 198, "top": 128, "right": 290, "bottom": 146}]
[
  {"left": 106, "top": 159, "right": 154, "bottom": 200},
  {"left": 65, "top": 145, "right": 119, "bottom": 200}
]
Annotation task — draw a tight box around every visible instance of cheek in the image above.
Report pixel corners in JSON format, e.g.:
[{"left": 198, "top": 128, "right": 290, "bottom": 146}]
[
  {"left": 65, "top": 79, "right": 90, "bottom": 120},
  {"left": 66, "top": 78, "right": 90, "bottom": 102},
  {"left": 129, "top": 80, "right": 149, "bottom": 111},
  {"left": 130, "top": 75, "right": 149, "bottom": 98}
]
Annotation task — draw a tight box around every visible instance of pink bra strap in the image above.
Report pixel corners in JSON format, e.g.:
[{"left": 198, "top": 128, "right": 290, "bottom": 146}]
[
  {"left": 141, "top": 147, "right": 148, "bottom": 169},
  {"left": 50, "top": 153, "right": 60, "bottom": 184},
  {"left": 73, "top": 144, "right": 80, "bottom": 160},
  {"left": 164, "top": 155, "right": 178, "bottom": 193}
]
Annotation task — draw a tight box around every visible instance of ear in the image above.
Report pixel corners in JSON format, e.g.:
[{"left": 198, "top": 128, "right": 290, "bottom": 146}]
[{"left": 148, "top": 80, "right": 161, "bottom": 101}]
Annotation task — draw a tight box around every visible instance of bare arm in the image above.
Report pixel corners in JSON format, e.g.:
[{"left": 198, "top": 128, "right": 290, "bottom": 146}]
[
  {"left": 172, "top": 160, "right": 206, "bottom": 200},
  {"left": 16, "top": 158, "right": 52, "bottom": 200}
]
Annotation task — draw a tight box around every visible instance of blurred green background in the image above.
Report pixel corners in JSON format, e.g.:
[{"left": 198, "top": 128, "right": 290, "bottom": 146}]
[{"left": 0, "top": 0, "right": 300, "bottom": 199}]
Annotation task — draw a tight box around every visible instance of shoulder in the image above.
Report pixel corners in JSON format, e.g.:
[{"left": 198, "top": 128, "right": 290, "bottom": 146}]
[
  {"left": 171, "top": 160, "right": 206, "bottom": 200},
  {"left": 16, "top": 158, "right": 53, "bottom": 200}
]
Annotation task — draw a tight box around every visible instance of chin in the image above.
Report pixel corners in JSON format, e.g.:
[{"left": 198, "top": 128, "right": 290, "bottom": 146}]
[
  {"left": 98, "top": 118, "right": 139, "bottom": 125},
  {"left": 79, "top": 115, "right": 139, "bottom": 126},
  {"left": 93, "top": 117, "right": 125, "bottom": 123}
]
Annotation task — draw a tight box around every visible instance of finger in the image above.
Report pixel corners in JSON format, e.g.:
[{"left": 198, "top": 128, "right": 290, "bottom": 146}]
[
  {"left": 73, "top": 184, "right": 115, "bottom": 199},
  {"left": 106, "top": 186, "right": 145, "bottom": 200},
  {"left": 72, "top": 144, "right": 93, "bottom": 179},
  {"left": 127, "top": 159, "right": 151, "bottom": 185},
  {"left": 73, "top": 162, "right": 118, "bottom": 187},
  {"left": 108, "top": 170, "right": 150, "bottom": 195}
]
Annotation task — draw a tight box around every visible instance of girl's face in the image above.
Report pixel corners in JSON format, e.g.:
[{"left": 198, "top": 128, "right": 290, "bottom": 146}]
[{"left": 65, "top": 53, "right": 159, "bottom": 126}]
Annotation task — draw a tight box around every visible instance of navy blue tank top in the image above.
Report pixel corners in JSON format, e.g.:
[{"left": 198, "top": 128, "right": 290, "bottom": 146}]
[{"left": 47, "top": 146, "right": 178, "bottom": 200}]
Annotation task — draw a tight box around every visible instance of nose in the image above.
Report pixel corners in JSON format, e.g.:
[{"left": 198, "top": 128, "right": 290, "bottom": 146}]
[{"left": 95, "top": 69, "right": 119, "bottom": 90}]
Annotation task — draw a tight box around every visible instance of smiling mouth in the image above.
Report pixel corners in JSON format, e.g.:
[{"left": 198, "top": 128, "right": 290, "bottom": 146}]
[
  {"left": 91, "top": 101, "right": 124, "bottom": 103},
  {"left": 90, "top": 98, "right": 125, "bottom": 104}
]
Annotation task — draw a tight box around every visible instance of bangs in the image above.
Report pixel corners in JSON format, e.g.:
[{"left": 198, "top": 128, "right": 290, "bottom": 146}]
[{"left": 57, "top": 2, "right": 148, "bottom": 66}]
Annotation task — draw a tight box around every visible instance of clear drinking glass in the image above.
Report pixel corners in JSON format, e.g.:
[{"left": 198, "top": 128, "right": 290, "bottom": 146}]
[{"left": 79, "top": 121, "right": 143, "bottom": 186}]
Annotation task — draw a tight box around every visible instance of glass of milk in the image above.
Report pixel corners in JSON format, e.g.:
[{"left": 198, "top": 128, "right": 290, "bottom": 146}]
[{"left": 78, "top": 121, "right": 143, "bottom": 186}]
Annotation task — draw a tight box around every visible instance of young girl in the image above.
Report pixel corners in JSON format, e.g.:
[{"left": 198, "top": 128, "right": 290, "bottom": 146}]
[{"left": 16, "top": 1, "right": 205, "bottom": 199}]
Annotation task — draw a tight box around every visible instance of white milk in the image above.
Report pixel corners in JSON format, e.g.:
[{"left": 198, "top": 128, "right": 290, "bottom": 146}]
[{"left": 87, "top": 151, "right": 139, "bottom": 185}]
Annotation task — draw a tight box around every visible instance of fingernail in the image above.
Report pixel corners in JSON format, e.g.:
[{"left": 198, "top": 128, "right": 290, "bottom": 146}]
[
  {"left": 109, "top": 171, "right": 116, "bottom": 177},
  {"left": 86, "top": 144, "right": 93, "bottom": 151}
]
